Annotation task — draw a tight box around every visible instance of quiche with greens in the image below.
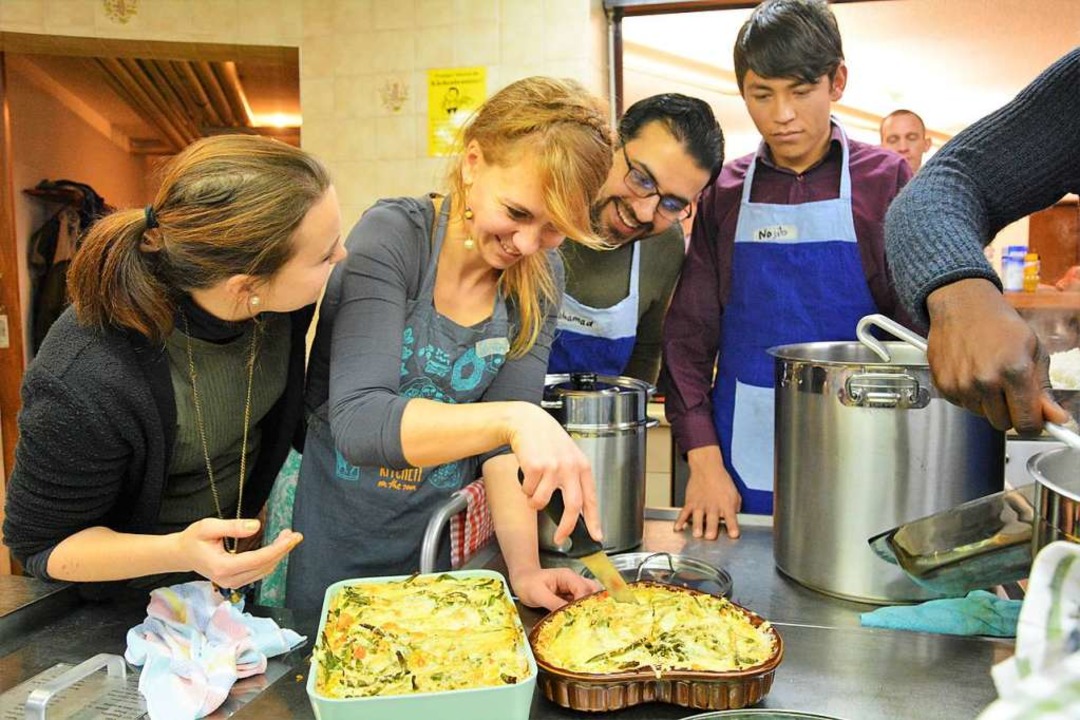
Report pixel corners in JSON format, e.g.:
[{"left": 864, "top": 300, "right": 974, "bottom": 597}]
[{"left": 313, "top": 574, "right": 529, "bottom": 698}]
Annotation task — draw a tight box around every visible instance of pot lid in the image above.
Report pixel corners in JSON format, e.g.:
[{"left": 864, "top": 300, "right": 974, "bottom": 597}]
[
  {"left": 577, "top": 551, "right": 732, "bottom": 598},
  {"left": 543, "top": 372, "right": 653, "bottom": 398},
  {"left": 542, "top": 372, "right": 656, "bottom": 430}
]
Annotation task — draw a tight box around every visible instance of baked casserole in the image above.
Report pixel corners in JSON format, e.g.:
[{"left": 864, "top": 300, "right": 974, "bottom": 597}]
[
  {"left": 534, "top": 582, "right": 775, "bottom": 675},
  {"left": 313, "top": 573, "right": 530, "bottom": 698}
]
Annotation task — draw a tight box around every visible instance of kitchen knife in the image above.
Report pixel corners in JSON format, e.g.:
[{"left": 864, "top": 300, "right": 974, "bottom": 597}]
[{"left": 519, "top": 469, "right": 637, "bottom": 604}]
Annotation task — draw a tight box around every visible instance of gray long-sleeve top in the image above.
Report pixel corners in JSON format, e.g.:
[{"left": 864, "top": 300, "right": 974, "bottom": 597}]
[
  {"left": 885, "top": 46, "right": 1080, "bottom": 328},
  {"left": 304, "top": 195, "right": 562, "bottom": 469}
]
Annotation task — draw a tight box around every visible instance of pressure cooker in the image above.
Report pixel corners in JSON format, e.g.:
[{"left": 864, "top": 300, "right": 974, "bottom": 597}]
[{"left": 538, "top": 373, "right": 658, "bottom": 553}]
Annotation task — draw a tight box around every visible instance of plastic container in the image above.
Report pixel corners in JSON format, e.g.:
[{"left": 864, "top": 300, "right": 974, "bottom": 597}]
[
  {"left": 1023, "top": 252, "right": 1040, "bottom": 292},
  {"left": 306, "top": 569, "right": 536, "bottom": 720},
  {"left": 1002, "top": 245, "right": 1027, "bottom": 292}
]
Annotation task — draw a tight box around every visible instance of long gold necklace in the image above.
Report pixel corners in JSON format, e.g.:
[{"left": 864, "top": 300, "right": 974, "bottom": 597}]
[{"left": 181, "top": 312, "right": 259, "bottom": 555}]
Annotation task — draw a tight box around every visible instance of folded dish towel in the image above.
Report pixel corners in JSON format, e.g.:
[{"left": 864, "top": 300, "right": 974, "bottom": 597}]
[
  {"left": 860, "top": 590, "right": 1021, "bottom": 637},
  {"left": 450, "top": 479, "right": 495, "bottom": 568},
  {"left": 125, "top": 580, "right": 305, "bottom": 720}
]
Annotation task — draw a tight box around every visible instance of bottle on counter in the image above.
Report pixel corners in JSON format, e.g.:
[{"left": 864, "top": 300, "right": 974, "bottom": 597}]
[
  {"left": 1023, "top": 252, "right": 1041, "bottom": 293},
  {"left": 1002, "top": 245, "right": 1028, "bottom": 292}
]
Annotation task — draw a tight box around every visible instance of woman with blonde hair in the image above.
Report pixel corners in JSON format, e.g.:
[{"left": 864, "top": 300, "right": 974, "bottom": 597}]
[
  {"left": 4, "top": 134, "right": 345, "bottom": 596},
  {"left": 287, "top": 76, "right": 614, "bottom": 611}
]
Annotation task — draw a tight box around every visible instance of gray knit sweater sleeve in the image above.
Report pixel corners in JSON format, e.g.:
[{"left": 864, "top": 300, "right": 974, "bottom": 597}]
[
  {"left": 885, "top": 46, "right": 1080, "bottom": 327},
  {"left": 325, "top": 198, "right": 431, "bottom": 469}
]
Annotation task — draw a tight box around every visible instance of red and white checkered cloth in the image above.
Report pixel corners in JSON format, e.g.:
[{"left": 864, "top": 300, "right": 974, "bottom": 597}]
[{"left": 449, "top": 479, "right": 495, "bottom": 568}]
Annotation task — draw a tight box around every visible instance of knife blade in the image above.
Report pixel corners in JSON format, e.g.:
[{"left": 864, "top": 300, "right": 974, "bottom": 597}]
[{"left": 519, "top": 469, "right": 637, "bottom": 604}]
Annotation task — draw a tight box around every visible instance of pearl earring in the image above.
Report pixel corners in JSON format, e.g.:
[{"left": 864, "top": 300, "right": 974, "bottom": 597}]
[{"left": 249, "top": 295, "right": 261, "bottom": 308}]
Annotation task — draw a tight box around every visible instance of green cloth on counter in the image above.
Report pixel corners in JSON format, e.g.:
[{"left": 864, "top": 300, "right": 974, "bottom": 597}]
[{"left": 860, "top": 590, "right": 1021, "bottom": 637}]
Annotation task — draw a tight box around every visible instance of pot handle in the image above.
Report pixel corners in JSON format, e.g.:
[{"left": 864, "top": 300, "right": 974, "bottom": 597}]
[{"left": 856, "top": 313, "right": 928, "bottom": 362}]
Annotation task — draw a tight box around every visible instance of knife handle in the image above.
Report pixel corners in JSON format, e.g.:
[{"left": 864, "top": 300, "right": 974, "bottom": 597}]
[{"left": 519, "top": 468, "right": 603, "bottom": 559}]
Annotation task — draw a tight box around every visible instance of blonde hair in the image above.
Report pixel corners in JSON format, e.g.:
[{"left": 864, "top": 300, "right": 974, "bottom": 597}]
[
  {"left": 445, "top": 76, "right": 613, "bottom": 357},
  {"left": 69, "top": 135, "right": 331, "bottom": 342}
]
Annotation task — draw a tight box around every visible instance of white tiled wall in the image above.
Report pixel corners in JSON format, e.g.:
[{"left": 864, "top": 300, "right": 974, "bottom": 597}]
[{"left": 1, "top": 0, "right": 610, "bottom": 227}]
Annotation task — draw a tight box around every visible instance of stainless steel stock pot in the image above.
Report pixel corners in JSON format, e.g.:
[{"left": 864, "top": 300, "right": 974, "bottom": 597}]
[
  {"left": 768, "top": 338, "right": 1005, "bottom": 603},
  {"left": 538, "top": 373, "right": 658, "bottom": 553}
]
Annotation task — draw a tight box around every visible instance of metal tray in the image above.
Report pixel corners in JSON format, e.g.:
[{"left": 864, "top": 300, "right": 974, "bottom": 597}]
[
  {"left": 867, "top": 484, "right": 1036, "bottom": 595},
  {"left": 577, "top": 551, "right": 733, "bottom": 598}
]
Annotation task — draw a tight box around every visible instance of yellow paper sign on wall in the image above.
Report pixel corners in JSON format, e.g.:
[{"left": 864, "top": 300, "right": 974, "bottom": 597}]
[{"left": 428, "top": 67, "right": 486, "bottom": 157}]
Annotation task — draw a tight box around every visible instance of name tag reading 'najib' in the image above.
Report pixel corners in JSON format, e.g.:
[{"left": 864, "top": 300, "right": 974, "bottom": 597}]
[{"left": 753, "top": 224, "right": 798, "bottom": 242}]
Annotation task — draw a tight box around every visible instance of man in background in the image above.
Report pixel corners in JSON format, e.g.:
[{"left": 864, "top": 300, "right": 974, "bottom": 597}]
[
  {"left": 549, "top": 94, "right": 724, "bottom": 383},
  {"left": 880, "top": 109, "right": 932, "bottom": 172}
]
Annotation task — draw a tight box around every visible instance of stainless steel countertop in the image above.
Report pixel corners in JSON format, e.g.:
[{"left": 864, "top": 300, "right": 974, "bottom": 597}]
[{"left": 0, "top": 514, "right": 1012, "bottom": 719}]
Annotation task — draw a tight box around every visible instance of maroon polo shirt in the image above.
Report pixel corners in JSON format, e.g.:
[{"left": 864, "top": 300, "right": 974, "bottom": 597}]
[{"left": 661, "top": 124, "right": 913, "bottom": 454}]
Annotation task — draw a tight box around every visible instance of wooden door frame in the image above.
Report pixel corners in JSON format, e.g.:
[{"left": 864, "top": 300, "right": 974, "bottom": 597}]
[{"left": 0, "top": 51, "right": 23, "bottom": 572}]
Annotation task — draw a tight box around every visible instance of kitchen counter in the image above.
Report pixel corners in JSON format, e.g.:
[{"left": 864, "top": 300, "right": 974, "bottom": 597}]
[{"left": 0, "top": 513, "right": 1011, "bottom": 719}]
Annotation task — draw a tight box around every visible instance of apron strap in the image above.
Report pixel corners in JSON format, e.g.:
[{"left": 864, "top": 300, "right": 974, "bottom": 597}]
[{"left": 430, "top": 194, "right": 448, "bottom": 250}]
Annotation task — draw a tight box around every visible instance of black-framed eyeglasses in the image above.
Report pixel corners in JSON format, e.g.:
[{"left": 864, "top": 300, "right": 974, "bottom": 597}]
[{"left": 621, "top": 145, "right": 693, "bottom": 222}]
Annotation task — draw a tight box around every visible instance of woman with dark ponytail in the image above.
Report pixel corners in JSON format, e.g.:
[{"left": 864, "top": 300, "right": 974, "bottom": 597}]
[{"left": 5, "top": 134, "right": 345, "bottom": 596}]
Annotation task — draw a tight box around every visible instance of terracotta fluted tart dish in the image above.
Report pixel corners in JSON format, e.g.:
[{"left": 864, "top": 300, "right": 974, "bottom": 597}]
[{"left": 529, "top": 581, "right": 783, "bottom": 712}]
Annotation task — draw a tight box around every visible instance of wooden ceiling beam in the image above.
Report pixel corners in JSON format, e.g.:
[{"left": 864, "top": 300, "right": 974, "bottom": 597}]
[
  {"left": 138, "top": 60, "right": 200, "bottom": 138},
  {"left": 193, "top": 61, "right": 236, "bottom": 126},
  {"left": 119, "top": 58, "right": 200, "bottom": 145},
  {"left": 175, "top": 61, "right": 224, "bottom": 128},
  {"left": 213, "top": 62, "right": 252, "bottom": 127},
  {"left": 95, "top": 57, "right": 188, "bottom": 151}
]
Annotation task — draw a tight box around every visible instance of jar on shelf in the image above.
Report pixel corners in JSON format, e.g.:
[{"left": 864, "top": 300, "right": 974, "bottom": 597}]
[{"left": 1023, "top": 252, "right": 1040, "bottom": 293}]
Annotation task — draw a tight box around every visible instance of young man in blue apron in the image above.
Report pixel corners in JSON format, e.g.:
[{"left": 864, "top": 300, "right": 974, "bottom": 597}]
[
  {"left": 548, "top": 95, "right": 724, "bottom": 383},
  {"left": 661, "top": 0, "right": 915, "bottom": 540}
]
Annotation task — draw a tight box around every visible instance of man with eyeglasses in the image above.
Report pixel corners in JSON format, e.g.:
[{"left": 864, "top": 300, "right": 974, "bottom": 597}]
[
  {"left": 661, "top": 0, "right": 914, "bottom": 540},
  {"left": 548, "top": 94, "right": 724, "bottom": 383}
]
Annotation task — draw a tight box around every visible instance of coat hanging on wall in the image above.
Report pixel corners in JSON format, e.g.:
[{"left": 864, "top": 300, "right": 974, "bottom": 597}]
[{"left": 24, "top": 179, "right": 110, "bottom": 354}]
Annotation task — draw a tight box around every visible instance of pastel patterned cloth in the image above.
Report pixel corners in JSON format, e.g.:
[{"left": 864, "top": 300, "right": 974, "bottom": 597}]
[
  {"left": 978, "top": 541, "right": 1080, "bottom": 719},
  {"left": 449, "top": 479, "right": 495, "bottom": 568},
  {"left": 859, "top": 590, "right": 1021, "bottom": 637},
  {"left": 125, "top": 580, "right": 305, "bottom": 720}
]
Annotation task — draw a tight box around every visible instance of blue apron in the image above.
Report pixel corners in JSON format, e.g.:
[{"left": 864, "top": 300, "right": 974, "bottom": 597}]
[
  {"left": 287, "top": 198, "right": 511, "bottom": 610},
  {"left": 548, "top": 242, "right": 640, "bottom": 376},
  {"left": 713, "top": 122, "right": 877, "bottom": 515}
]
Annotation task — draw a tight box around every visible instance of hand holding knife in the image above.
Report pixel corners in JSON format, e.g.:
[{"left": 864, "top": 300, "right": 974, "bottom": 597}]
[{"left": 518, "top": 468, "right": 637, "bottom": 604}]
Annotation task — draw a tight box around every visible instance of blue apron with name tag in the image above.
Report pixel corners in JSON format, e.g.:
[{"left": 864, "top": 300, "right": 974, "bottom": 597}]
[
  {"left": 548, "top": 242, "right": 640, "bottom": 376},
  {"left": 713, "top": 122, "right": 877, "bottom": 515},
  {"left": 287, "top": 198, "right": 511, "bottom": 610}
]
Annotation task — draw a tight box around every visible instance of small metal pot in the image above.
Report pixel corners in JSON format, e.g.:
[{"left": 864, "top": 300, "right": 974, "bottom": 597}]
[
  {"left": 1028, "top": 448, "right": 1080, "bottom": 553},
  {"left": 538, "top": 373, "right": 658, "bottom": 553}
]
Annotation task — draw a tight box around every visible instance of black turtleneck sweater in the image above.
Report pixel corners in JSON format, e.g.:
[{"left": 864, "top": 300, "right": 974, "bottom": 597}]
[
  {"left": 4, "top": 300, "right": 313, "bottom": 582},
  {"left": 885, "top": 47, "right": 1080, "bottom": 328}
]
